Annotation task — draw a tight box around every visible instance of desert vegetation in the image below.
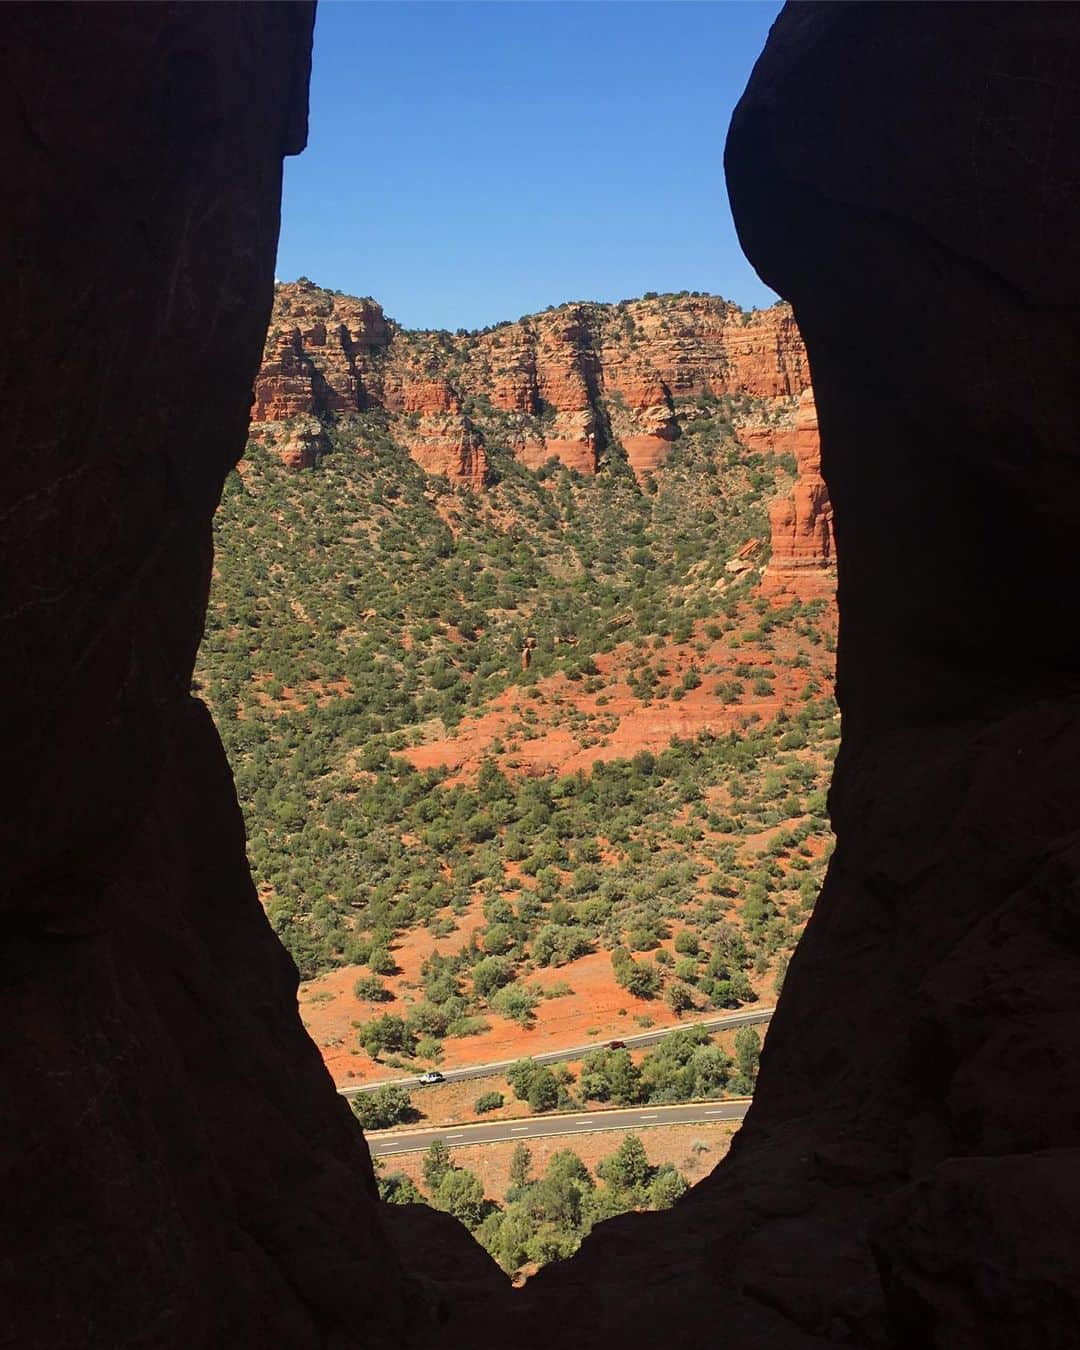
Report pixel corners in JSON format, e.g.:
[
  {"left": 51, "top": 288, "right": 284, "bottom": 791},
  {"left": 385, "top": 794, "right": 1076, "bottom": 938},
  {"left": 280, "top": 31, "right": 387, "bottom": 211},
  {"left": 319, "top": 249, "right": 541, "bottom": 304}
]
[
  {"left": 196, "top": 337, "right": 836, "bottom": 1073},
  {"left": 378, "top": 1133, "right": 692, "bottom": 1275}
]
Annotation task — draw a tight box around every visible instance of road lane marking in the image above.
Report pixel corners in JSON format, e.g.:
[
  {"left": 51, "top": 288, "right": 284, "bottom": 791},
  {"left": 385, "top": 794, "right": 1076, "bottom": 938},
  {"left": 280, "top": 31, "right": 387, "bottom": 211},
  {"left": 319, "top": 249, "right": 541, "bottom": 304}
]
[
  {"left": 447, "top": 1133, "right": 464, "bottom": 1139},
  {"left": 640, "top": 1114, "right": 659, "bottom": 1120},
  {"left": 338, "top": 1011, "right": 774, "bottom": 1097},
  {"left": 574, "top": 1117, "right": 595, "bottom": 1123},
  {"left": 510, "top": 1126, "right": 529, "bottom": 1133}
]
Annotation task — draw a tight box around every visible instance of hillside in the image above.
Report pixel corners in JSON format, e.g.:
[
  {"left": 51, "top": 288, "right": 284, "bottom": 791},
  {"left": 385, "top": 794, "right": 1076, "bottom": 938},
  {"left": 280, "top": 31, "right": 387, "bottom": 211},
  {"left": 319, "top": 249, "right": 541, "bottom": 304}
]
[{"left": 195, "top": 283, "right": 837, "bottom": 1084}]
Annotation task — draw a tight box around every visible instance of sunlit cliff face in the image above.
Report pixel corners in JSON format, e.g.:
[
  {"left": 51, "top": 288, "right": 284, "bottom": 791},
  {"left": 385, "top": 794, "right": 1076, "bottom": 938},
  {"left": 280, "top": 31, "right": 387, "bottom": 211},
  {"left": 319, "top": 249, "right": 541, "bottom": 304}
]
[{"left": 251, "top": 282, "right": 810, "bottom": 480}]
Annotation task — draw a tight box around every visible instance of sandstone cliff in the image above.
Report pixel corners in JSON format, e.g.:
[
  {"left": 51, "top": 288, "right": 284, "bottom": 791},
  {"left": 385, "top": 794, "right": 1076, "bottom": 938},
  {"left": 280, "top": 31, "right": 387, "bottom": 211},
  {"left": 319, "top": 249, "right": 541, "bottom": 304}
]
[
  {"left": 252, "top": 282, "right": 835, "bottom": 583},
  {"left": 757, "top": 390, "right": 834, "bottom": 598},
  {"left": 252, "top": 282, "right": 811, "bottom": 481}
]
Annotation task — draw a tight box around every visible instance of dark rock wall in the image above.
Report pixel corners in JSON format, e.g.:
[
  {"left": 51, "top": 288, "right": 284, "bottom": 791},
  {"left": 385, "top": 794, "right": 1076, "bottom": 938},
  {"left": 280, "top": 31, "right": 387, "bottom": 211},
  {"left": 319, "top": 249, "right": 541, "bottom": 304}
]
[
  {"left": 469, "top": 6, "right": 1080, "bottom": 1348},
  {"left": 725, "top": 5, "right": 1080, "bottom": 1343},
  {"left": 0, "top": 6, "right": 417, "bottom": 1346}
]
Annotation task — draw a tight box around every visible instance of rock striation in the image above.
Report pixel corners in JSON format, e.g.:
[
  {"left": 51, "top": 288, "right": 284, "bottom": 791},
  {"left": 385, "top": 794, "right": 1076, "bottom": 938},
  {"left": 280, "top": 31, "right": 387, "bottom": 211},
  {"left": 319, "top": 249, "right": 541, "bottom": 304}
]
[
  {"left": 252, "top": 282, "right": 813, "bottom": 485},
  {"left": 757, "top": 390, "right": 834, "bottom": 597}
]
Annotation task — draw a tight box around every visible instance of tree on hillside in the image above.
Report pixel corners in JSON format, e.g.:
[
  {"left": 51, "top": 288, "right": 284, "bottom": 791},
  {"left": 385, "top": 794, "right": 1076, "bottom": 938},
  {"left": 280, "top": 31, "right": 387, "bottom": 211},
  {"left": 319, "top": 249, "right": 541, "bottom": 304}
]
[
  {"left": 506, "top": 1057, "right": 538, "bottom": 1101},
  {"left": 357, "top": 1013, "right": 413, "bottom": 1060},
  {"left": 472, "top": 954, "right": 513, "bottom": 999},
  {"left": 665, "top": 982, "right": 694, "bottom": 1016},
  {"left": 422, "top": 1139, "right": 453, "bottom": 1193},
  {"left": 352, "top": 973, "right": 391, "bottom": 1001},
  {"left": 597, "top": 1134, "right": 650, "bottom": 1191},
  {"left": 526, "top": 1066, "right": 559, "bottom": 1112},
  {"left": 606, "top": 1050, "right": 644, "bottom": 1106},
  {"left": 578, "top": 1050, "right": 613, "bottom": 1103},
  {"left": 434, "top": 1166, "right": 487, "bottom": 1230},
  {"left": 377, "top": 1170, "right": 425, "bottom": 1205},
  {"left": 530, "top": 1174, "right": 586, "bottom": 1230},
  {"left": 690, "top": 1044, "right": 731, "bottom": 1097},
  {"left": 648, "top": 1164, "right": 689, "bottom": 1209},
  {"left": 367, "top": 944, "right": 399, "bottom": 975},
  {"left": 350, "top": 1084, "right": 416, "bottom": 1131},
  {"left": 492, "top": 981, "right": 540, "bottom": 1026},
  {"left": 544, "top": 1149, "right": 593, "bottom": 1189},
  {"left": 509, "top": 1142, "right": 533, "bottom": 1193},
  {"left": 732, "top": 1026, "right": 761, "bottom": 1094}
]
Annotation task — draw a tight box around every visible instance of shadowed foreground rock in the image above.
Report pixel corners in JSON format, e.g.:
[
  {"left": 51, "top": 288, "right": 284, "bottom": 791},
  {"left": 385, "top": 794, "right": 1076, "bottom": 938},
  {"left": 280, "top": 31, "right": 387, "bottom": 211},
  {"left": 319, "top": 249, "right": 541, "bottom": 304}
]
[
  {"left": 439, "top": 5, "right": 1080, "bottom": 1347},
  {"left": 0, "top": 6, "right": 454, "bottom": 1346}
]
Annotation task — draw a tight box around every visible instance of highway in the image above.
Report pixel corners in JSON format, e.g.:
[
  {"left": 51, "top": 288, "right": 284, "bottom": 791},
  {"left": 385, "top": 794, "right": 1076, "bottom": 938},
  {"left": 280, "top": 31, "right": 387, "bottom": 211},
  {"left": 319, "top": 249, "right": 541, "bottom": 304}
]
[
  {"left": 367, "top": 1098, "right": 752, "bottom": 1156},
  {"left": 339, "top": 1006, "right": 774, "bottom": 1099}
]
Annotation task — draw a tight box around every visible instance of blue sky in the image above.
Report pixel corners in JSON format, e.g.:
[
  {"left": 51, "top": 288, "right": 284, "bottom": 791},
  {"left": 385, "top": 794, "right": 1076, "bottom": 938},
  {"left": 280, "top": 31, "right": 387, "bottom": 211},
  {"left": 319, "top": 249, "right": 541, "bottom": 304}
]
[{"left": 277, "top": 1, "right": 783, "bottom": 331}]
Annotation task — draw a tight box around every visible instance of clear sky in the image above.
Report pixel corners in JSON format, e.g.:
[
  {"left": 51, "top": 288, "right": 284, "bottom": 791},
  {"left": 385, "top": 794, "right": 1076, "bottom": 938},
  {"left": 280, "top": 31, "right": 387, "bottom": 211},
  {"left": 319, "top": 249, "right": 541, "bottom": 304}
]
[{"left": 276, "top": 0, "right": 784, "bottom": 331}]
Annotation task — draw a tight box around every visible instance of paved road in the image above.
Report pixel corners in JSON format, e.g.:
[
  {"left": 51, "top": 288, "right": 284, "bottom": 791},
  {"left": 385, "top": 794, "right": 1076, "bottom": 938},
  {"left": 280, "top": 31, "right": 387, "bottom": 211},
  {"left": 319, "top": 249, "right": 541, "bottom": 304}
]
[
  {"left": 340, "top": 1006, "right": 774, "bottom": 1099},
  {"left": 368, "top": 1098, "right": 752, "bottom": 1156}
]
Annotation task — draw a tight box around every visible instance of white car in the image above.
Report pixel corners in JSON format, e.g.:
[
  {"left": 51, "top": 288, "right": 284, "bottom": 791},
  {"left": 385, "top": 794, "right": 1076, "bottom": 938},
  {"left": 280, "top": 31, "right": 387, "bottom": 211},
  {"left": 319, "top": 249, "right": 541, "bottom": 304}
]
[{"left": 417, "top": 1071, "right": 445, "bottom": 1085}]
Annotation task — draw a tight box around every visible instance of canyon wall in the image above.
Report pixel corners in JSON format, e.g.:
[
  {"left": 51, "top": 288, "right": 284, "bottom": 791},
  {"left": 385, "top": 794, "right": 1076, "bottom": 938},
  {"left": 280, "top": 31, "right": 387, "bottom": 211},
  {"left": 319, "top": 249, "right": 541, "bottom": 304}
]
[
  {"left": 252, "top": 281, "right": 836, "bottom": 588},
  {"left": 754, "top": 390, "right": 834, "bottom": 599},
  {"left": 252, "top": 283, "right": 812, "bottom": 480}
]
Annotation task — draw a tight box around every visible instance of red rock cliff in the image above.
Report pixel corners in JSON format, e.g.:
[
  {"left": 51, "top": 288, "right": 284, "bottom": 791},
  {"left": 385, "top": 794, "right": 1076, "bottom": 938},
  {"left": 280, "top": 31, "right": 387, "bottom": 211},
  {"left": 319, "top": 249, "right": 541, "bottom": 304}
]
[
  {"left": 757, "top": 390, "right": 835, "bottom": 597},
  {"left": 252, "top": 283, "right": 813, "bottom": 488}
]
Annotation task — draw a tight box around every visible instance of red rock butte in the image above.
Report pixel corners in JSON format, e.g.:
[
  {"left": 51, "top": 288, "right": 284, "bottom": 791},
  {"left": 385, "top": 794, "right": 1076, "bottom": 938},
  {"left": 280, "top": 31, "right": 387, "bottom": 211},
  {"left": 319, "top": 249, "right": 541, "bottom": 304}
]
[{"left": 759, "top": 390, "right": 835, "bottom": 598}]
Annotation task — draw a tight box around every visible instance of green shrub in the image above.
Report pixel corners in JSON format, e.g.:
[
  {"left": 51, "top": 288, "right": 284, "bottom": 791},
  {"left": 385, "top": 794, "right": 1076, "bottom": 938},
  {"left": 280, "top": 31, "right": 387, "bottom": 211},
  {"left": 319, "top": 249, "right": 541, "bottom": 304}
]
[{"left": 350, "top": 1084, "right": 416, "bottom": 1130}]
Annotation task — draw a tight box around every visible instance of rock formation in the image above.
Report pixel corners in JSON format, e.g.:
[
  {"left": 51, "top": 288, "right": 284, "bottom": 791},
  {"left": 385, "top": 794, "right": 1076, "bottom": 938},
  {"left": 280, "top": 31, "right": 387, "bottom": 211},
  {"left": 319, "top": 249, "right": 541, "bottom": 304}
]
[
  {"left": 757, "top": 390, "right": 834, "bottom": 597},
  {"left": 0, "top": 7, "right": 431, "bottom": 1346},
  {"left": 252, "top": 282, "right": 812, "bottom": 484},
  {"left": 9, "top": 3, "right": 1079, "bottom": 1348}
]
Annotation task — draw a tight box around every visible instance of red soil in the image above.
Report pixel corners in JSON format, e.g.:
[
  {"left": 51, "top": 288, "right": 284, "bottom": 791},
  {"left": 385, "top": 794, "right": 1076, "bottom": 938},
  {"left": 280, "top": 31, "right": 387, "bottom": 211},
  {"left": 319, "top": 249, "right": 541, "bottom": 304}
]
[
  {"left": 300, "top": 944, "right": 696, "bottom": 1089},
  {"left": 297, "top": 592, "right": 835, "bottom": 1087},
  {"left": 398, "top": 599, "right": 835, "bottom": 785}
]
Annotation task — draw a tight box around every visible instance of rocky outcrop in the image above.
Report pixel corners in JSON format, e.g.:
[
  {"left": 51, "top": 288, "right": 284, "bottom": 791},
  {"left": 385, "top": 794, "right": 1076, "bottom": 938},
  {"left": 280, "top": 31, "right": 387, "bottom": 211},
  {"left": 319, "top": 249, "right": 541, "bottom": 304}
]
[
  {"left": 252, "top": 283, "right": 812, "bottom": 483},
  {"left": 0, "top": 7, "right": 416, "bottom": 1346},
  {"left": 755, "top": 391, "right": 834, "bottom": 596}
]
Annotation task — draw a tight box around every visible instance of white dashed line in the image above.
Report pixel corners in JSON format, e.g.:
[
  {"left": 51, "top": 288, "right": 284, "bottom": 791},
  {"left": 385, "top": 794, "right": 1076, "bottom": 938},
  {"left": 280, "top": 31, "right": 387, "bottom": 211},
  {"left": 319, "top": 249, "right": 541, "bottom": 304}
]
[{"left": 510, "top": 1126, "right": 529, "bottom": 1133}]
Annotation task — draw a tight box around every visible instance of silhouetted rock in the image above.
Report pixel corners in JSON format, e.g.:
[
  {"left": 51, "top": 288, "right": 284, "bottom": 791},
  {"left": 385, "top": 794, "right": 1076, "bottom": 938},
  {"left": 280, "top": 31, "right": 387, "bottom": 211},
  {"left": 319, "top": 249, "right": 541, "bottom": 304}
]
[
  {"left": 0, "top": 6, "right": 418, "bottom": 1346},
  {"left": 460, "top": 5, "right": 1080, "bottom": 1346}
]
